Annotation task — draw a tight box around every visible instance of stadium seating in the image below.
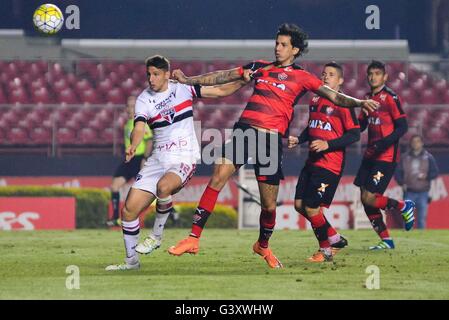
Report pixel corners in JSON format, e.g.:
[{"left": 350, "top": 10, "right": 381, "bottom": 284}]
[{"left": 1, "top": 59, "right": 449, "bottom": 150}]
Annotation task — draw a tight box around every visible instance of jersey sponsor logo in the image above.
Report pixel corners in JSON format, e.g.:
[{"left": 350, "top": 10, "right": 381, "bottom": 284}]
[
  {"left": 372, "top": 171, "right": 384, "bottom": 185},
  {"left": 155, "top": 138, "right": 188, "bottom": 152},
  {"left": 368, "top": 117, "right": 381, "bottom": 125},
  {"left": 317, "top": 183, "right": 329, "bottom": 198},
  {"left": 154, "top": 91, "right": 176, "bottom": 110},
  {"left": 309, "top": 119, "right": 332, "bottom": 131},
  {"left": 256, "top": 79, "right": 286, "bottom": 91},
  {"left": 311, "top": 96, "right": 320, "bottom": 103},
  {"left": 278, "top": 72, "right": 288, "bottom": 81}
]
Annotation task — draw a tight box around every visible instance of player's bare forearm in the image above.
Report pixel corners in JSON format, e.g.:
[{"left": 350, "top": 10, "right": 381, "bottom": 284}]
[
  {"left": 185, "top": 68, "right": 242, "bottom": 86},
  {"left": 316, "top": 85, "right": 361, "bottom": 108},
  {"left": 201, "top": 80, "right": 248, "bottom": 98},
  {"left": 130, "top": 123, "right": 146, "bottom": 148},
  {"left": 316, "top": 85, "right": 379, "bottom": 113},
  {"left": 144, "top": 139, "right": 153, "bottom": 158}
]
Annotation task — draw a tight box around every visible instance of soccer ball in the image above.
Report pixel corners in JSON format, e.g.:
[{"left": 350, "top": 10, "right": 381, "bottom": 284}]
[{"left": 33, "top": 4, "right": 64, "bottom": 35}]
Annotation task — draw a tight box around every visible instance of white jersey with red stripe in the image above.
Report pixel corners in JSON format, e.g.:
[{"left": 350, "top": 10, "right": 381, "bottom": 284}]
[{"left": 134, "top": 80, "right": 200, "bottom": 164}]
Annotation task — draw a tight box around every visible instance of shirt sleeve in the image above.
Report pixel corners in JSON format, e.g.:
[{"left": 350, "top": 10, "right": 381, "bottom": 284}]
[
  {"left": 302, "top": 72, "right": 323, "bottom": 93},
  {"left": 340, "top": 107, "right": 360, "bottom": 131},
  {"left": 134, "top": 96, "right": 151, "bottom": 122},
  {"left": 388, "top": 94, "right": 406, "bottom": 120}
]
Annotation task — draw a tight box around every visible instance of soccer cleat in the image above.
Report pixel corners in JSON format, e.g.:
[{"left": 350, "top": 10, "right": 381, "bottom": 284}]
[
  {"left": 401, "top": 200, "right": 415, "bottom": 231},
  {"left": 168, "top": 236, "right": 200, "bottom": 256},
  {"left": 252, "top": 242, "right": 283, "bottom": 269},
  {"left": 105, "top": 261, "right": 140, "bottom": 271},
  {"left": 369, "top": 239, "right": 395, "bottom": 250},
  {"left": 106, "top": 218, "right": 121, "bottom": 227},
  {"left": 330, "top": 235, "right": 348, "bottom": 256},
  {"left": 307, "top": 248, "right": 333, "bottom": 262},
  {"left": 135, "top": 235, "right": 161, "bottom": 255}
]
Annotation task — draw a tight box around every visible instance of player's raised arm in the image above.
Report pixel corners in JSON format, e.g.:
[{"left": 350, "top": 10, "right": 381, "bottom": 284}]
[
  {"left": 126, "top": 121, "right": 146, "bottom": 163},
  {"left": 172, "top": 67, "right": 244, "bottom": 86},
  {"left": 316, "top": 85, "right": 379, "bottom": 114},
  {"left": 199, "top": 69, "right": 252, "bottom": 98}
]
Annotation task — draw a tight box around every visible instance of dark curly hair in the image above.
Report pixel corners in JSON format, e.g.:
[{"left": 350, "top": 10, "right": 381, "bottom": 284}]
[{"left": 276, "top": 23, "right": 309, "bottom": 58}]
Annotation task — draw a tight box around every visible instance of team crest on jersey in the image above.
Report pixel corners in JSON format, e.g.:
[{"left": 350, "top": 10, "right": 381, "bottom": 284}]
[
  {"left": 380, "top": 93, "right": 387, "bottom": 101},
  {"left": 325, "top": 106, "right": 334, "bottom": 115},
  {"left": 317, "top": 183, "right": 329, "bottom": 198},
  {"left": 161, "top": 107, "right": 176, "bottom": 123},
  {"left": 373, "top": 171, "right": 384, "bottom": 185},
  {"left": 136, "top": 174, "right": 142, "bottom": 181},
  {"left": 309, "top": 119, "right": 332, "bottom": 131},
  {"left": 278, "top": 72, "right": 288, "bottom": 81}
]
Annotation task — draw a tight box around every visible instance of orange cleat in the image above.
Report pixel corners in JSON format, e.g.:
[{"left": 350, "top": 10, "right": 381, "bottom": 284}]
[
  {"left": 253, "top": 242, "right": 283, "bottom": 269},
  {"left": 307, "top": 249, "right": 333, "bottom": 263},
  {"left": 168, "top": 236, "right": 200, "bottom": 256}
]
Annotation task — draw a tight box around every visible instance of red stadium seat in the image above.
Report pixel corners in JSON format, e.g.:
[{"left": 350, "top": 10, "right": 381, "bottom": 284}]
[
  {"left": 105, "top": 87, "right": 125, "bottom": 104},
  {"left": 7, "top": 127, "right": 29, "bottom": 144},
  {"left": 32, "top": 87, "right": 53, "bottom": 104},
  {"left": 99, "top": 127, "right": 115, "bottom": 144},
  {"left": 58, "top": 88, "right": 79, "bottom": 104},
  {"left": 419, "top": 89, "right": 437, "bottom": 104},
  {"left": 30, "top": 127, "right": 52, "bottom": 144},
  {"left": 78, "top": 128, "right": 99, "bottom": 144},
  {"left": 80, "top": 88, "right": 101, "bottom": 104},
  {"left": 9, "top": 88, "right": 29, "bottom": 104},
  {"left": 57, "top": 127, "right": 77, "bottom": 144}
]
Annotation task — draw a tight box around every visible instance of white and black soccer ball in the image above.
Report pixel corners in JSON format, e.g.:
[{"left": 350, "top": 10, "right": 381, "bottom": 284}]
[{"left": 33, "top": 3, "right": 64, "bottom": 35}]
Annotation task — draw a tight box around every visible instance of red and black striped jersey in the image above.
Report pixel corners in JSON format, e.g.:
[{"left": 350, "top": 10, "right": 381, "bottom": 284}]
[
  {"left": 359, "top": 86, "right": 406, "bottom": 163},
  {"left": 306, "top": 95, "right": 360, "bottom": 175},
  {"left": 238, "top": 60, "right": 323, "bottom": 136}
]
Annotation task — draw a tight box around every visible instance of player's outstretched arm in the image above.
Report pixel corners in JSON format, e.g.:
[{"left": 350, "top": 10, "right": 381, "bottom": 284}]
[
  {"left": 126, "top": 121, "right": 146, "bottom": 163},
  {"left": 200, "top": 70, "right": 252, "bottom": 98},
  {"left": 172, "top": 67, "right": 243, "bottom": 86},
  {"left": 316, "top": 85, "right": 379, "bottom": 114},
  {"left": 200, "top": 80, "right": 248, "bottom": 98}
]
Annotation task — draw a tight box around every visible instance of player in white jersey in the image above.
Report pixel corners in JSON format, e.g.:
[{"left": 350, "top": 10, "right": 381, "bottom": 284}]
[{"left": 106, "top": 55, "right": 250, "bottom": 271}]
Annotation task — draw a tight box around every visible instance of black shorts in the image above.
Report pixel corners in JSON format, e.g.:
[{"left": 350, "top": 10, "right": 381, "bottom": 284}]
[
  {"left": 113, "top": 155, "right": 144, "bottom": 181},
  {"left": 294, "top": 165, "right": 341, "bottom": 208},
  {"left": 221, "top": 122, "right": 284, "bottom": 185},
  {"left": 354, "top": 159, "right": 397, "bottom": 194}
]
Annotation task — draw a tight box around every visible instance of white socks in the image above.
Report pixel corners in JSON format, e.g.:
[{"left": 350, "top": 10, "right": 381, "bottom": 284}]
[
  {"left": 122, "top": 218, "right": 140, "bottom": 263},
  {"left": 151, "top": 196, "right": 173, "bottom": 240}
]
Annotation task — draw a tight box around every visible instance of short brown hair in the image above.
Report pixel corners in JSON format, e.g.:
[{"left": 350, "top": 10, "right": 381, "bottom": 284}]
[{"left": 145, "top": 55, "right": 170, "bottom": 71}]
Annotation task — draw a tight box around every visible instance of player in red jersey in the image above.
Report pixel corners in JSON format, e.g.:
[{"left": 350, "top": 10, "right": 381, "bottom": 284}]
[
  {"left": 288, "top": 62, "right": 360, "bottom": 262},
  {"left": 354, "top": 60, "right": 415, "bottom": 250},
  {"left": 168, "top": 23, "right": 379, "bottom": 268}
]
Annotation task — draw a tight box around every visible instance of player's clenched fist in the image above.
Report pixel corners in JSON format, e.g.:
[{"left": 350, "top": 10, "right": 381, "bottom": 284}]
[
  {"left": 288, "top": 136, "right": 299, "bottom": 149},
  {"left": 125, "top": 145, "right": 136, "bottom": 163},
  {"left": 172, "top": 69, "right": 187, "bottom": 83}
]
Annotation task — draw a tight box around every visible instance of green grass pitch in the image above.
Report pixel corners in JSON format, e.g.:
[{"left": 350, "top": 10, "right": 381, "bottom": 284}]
[{"left": 1, "top": 229, "right": 448, "bottom": 299}]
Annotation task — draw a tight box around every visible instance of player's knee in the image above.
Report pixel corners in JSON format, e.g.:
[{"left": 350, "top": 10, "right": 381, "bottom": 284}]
[
  {"left": 209, "top": 173, "right": 226, "bottom": 190},
  {"left": 121, "top": 205, "right": 136, "bottom": 221},
  {"left": 262, "top": 202, "right": 277, "bottom": 212},
  {"left": 156, "top": 181, "right": 172, "bottom": 198},
  {"left": 361, "top": 191, "right": 375, "bottom": 206},
  {"left": 294, "top": 200, "right": 304, "bottom": 214}
]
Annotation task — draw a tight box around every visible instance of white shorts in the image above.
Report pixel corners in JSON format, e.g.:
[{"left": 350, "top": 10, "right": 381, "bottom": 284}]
[{"left": 132, "top": 156, "right": 196, "bottom": 196}]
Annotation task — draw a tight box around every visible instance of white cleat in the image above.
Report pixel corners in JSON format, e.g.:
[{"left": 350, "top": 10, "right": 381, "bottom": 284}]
[
  {"left": 105, "top": 261, "right": 140, "bottom": 271},
  {"left": 135, "top": 236, "right": 161, "bottom": 255}
]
